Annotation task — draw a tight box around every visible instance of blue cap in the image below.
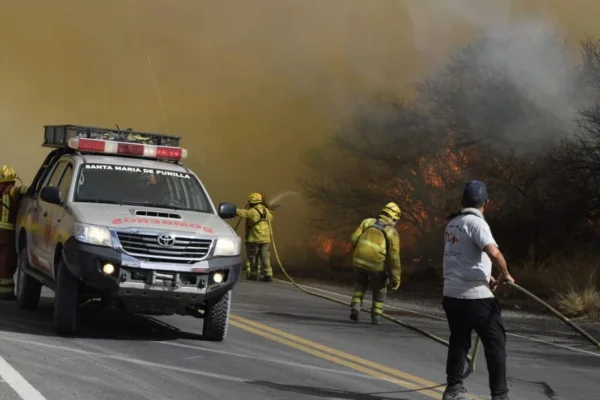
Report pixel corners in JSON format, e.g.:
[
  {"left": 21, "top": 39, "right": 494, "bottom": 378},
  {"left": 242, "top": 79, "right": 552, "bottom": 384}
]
[{"left": 461, "top": 180, "right": 488, "bottom": 208}]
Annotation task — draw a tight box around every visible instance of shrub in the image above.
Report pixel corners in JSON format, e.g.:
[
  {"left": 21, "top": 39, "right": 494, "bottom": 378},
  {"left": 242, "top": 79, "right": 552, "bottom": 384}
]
[{"left": 555, "top": 267, "right": 600, "bottom": 320}]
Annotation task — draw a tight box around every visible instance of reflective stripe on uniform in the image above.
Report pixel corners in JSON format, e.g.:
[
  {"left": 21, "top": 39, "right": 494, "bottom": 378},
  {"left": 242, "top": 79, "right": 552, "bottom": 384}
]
[
  {"left": 0, "top": 278, "right": 14, "bottom": 294},
  {"left": 372, "top": 301, "right": 384, "bottom": 315},
  {"left": 0, "top": 222, "right": 15, "bottom": 230},
  {"left": 356, "top": 238, "right": 386, "bottom": 253},
  {"left": 353, "top": 257, "right": 383, "bottom": 270},
  {"left": 1, "top": 194, "right": 9, "bottom": 224},
  {"left": 351, "top": 291, "right": 364, "bottom": 305}
]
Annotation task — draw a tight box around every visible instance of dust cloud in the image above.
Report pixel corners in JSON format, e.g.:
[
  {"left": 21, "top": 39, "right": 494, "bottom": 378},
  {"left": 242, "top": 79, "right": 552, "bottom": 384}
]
[{"left": 0, "top": 1, "right": 599, "bottom": 261}]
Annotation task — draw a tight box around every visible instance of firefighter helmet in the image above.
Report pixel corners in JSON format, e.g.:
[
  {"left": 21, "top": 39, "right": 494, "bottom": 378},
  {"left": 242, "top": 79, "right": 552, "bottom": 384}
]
[
  {"left": 0, "top": 165, "right": 16, "bottom": 183},
  {"left": 247, "top": 192, "right": 263, "bottom": 204},
  {"left": 380, "top": 202, "right": 401, "bottom": 221}
]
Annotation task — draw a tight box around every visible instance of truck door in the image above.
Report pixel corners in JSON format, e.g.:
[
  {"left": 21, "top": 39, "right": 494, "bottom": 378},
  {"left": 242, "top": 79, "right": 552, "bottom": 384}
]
[
  {"left": 46, "top": 163, "right": 73, "bottom": 273},
  {"left": 29, "top": 160, "right": 68, "bottom": 273}
]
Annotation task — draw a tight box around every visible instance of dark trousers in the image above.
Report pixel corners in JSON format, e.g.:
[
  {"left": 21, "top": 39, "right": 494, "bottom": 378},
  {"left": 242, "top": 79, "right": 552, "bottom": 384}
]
[
  {"left": 443, "top": 296, "right": 508, "bottom": 398},
  {"left": 0, "top": 229, "right": 16, "bottom": 278},
  {"left": 0, "top": 229, "right": 16, "bottom": 295},
  {"left": 351, "top": 268, "right": 387, "bottom": 315}
]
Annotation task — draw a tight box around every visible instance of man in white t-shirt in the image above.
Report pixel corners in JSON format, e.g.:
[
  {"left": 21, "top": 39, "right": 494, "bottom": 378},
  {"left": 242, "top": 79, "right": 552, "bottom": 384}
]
[{"left": 441, "top": 180, "right": 515, "bottom": 400}]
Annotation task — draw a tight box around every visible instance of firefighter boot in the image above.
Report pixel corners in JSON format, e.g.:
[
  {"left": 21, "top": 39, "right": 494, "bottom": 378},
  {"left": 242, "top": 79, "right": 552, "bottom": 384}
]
[
  {"left": 260, "top": 276, "right": 273, "bottom": 282},
  {"left": 0, "top": 293, "right": 16, "bottom": 301},
  {"left": 0, "top": 278, "right": 15, "bottom": 301},
  {"left": 371, "top": 313, "right": 382, "bottom": 325},
  {"left": 350, "top": 303, "right": 360, "bottom": 322}
]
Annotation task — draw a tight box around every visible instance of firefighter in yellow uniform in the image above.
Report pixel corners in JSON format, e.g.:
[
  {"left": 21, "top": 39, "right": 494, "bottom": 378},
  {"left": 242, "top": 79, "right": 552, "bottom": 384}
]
[
  {"left": 349, "top": 202, "right": 402, "bottom": 325},
  {"left": 240, "top": 193, "right": 280, "bottom": 278},
  {"left": 237, "top": 193, "right": 274, "bottom": 282},
  {"left": 0, "top": 165, "right": 28, "bottom": 300}
]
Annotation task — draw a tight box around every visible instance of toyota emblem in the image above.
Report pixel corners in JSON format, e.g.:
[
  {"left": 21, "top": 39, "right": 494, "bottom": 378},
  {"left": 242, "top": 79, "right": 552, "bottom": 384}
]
[{"left": 157, "top": 233, "right": 175, "bottom": 247}]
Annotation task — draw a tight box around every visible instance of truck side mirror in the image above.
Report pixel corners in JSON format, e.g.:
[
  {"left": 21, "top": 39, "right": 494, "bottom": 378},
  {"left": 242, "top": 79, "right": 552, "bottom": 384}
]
[
  {"left": 218, "top": 202, "right": 237, "bottom": 219},
  {"left": 40, "top": 186, "right": 62, "bottom": 205}
]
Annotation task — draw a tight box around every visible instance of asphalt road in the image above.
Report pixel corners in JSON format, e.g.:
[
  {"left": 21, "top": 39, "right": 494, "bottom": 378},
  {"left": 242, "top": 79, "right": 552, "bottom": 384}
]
[{"left": 0, "top": 280, "right": 598, "bottom": 400}]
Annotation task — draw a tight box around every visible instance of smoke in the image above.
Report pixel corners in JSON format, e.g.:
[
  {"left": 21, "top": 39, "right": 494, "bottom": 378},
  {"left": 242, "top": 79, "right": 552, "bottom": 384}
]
[
  {"left": 0, "top": 0, "right": 422, "bottom": 261},
  {"left": 406, "top": 0, "right": 584, "bottom": 149},
  {"left": 1, "top": 0, "right": 600, "bottom": 261}
]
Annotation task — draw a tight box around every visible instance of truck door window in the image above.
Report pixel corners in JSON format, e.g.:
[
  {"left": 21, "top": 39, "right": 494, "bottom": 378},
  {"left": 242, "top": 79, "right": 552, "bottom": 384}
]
[
  {"left": 57, "top": 164, "right": 73, "bottom": 203},
  {"left": 45, "top": 161, "right": 67, "bottom": 189}
]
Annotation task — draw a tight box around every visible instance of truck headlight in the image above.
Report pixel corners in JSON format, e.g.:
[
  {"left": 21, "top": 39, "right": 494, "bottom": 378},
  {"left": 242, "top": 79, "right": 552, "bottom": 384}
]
[
  {"left": 74, "top": 223, "right": 113, "bottom": 248},
  {"left": 213, "top": 237, "right": 241, "bottom": 256}
]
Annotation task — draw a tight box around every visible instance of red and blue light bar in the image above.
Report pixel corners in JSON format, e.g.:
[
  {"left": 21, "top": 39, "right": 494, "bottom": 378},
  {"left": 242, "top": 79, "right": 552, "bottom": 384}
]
[{"left": 67, "top": 138, "right": 188, "bottom": 161}]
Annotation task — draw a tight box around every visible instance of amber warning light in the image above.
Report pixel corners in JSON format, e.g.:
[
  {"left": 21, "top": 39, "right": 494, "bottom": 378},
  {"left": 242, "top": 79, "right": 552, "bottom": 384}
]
[{"left": 67, "top": 137, "right": 188, "bottom": 161}]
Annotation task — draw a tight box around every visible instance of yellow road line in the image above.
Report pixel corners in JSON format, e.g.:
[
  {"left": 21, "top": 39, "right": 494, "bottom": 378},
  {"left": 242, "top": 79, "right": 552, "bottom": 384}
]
[
  {"left": 230, "top": 319, "right": 444, "bottom": 399},
  {"left": 231, "top": 314, "right": 442, "bottom": 388},
  {"left": 231, "top": 314, "right": 484, "bottom": 400}
]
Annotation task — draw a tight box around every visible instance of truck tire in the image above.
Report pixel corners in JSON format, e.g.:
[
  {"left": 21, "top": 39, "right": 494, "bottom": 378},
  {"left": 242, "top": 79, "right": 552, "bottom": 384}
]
[
  {"left": 16, "top": 247, "right": 42, "bottom": 311},
  {"left": 202, "top": 291, "right": 231, "bottom": 342},
  {"left": 54, "top": 259, "right": 80, "bottom": 335}
]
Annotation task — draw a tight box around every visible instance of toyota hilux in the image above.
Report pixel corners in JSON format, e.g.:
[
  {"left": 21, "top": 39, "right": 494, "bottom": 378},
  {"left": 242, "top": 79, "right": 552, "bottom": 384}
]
[{"left": 14, "top": 125, "right": 242, "bottom": 340}]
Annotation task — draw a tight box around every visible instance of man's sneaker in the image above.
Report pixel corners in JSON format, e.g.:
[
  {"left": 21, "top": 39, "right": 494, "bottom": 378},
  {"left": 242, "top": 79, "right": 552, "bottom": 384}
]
[
  {"left": 371, "top": 314, "right": 381, "bottom": 325},
  {"left": 442, "top": 385, "right": 471, "bottom": 400},
  {"left": 491, "top": 394, "right": 509, "bottom": 400},
  {"left": 349, "top": 304, "right": 360, "bottom": 322}
]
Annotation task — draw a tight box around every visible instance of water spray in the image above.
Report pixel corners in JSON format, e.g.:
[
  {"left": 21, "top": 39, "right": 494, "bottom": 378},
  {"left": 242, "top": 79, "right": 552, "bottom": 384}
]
[{"left": 268, "top": 190, "right": 302, "bottom": 206}]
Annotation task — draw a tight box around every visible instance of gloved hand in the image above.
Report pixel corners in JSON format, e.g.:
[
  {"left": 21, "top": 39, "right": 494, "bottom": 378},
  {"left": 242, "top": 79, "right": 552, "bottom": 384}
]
[{"left": 390, "top": 279, "right": 400, "bottom": 291}]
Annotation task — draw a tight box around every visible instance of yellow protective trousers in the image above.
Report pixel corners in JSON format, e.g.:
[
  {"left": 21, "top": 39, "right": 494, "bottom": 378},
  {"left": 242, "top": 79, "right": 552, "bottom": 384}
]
[
  {"left": 246, "top": 242, "right": 273, "bottom": 278},
  {"left": 350, "top": 267, "right": 388, "bottom": 315}
]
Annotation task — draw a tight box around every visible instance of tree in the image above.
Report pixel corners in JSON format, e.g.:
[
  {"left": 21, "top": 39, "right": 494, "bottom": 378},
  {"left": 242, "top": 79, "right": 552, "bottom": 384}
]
[{"left": 299, "top": 31, "right": 595, "bottom": 272}]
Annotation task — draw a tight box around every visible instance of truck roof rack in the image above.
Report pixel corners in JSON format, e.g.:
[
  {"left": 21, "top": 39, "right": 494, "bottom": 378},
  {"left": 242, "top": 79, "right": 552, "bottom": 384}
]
[{"left": 43, "top": 125, "right": 181, "bottom": 148}]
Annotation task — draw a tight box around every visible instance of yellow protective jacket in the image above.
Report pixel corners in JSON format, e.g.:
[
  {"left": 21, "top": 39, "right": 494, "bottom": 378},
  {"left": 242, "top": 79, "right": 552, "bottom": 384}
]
[
  {"left": 237, "top": 204, "right": 273, "bottom": 244},
  {"left": 350, "top": 215, "right": 401, "bottom": 283},
  {"left": 0, "top": 183, "right": 28, "bottom": 231}
]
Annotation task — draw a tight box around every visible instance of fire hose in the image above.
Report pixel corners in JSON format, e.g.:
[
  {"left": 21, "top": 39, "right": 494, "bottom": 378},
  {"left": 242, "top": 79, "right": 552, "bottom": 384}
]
[
  {"left": 234, "top": 216, "right": 479, "bottom": 375},
  {"left": 233, "top": 214, "right": 600, "bottom": 379}
]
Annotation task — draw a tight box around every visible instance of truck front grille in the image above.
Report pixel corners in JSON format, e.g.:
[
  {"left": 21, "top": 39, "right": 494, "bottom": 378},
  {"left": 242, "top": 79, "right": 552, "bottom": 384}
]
[{"left": 116, "top": 232, "right": 212, "bottom": 264}]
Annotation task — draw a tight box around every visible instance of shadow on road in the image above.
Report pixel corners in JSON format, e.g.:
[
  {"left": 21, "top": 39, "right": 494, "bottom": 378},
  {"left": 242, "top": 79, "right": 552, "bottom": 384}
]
[
  {"left": 0, "top": 297, "right": 207, "bottom": 341},
  {"left": 248, "top": 380, "right": 424, "bottom": 400}
]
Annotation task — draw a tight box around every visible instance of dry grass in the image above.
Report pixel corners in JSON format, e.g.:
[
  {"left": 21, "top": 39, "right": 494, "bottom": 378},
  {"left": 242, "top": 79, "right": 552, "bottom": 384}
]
[
  {"left": 512, "top": 257, "right": 600, "bottom": 320},
  {"left": 555, "top": 268, "right": 600, "bottom": 320},
  {"left": 555, "top": 287, "right": 600, "bottom": 320}
]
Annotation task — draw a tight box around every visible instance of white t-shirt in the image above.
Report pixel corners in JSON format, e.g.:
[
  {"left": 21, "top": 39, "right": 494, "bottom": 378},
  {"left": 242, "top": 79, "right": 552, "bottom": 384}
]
[{"left": 442, "top": 208, "right": 498, "bottom": 299}]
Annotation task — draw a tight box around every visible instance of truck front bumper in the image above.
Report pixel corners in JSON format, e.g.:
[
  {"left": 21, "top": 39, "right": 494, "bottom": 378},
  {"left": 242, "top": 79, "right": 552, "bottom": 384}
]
[{"left": 62, "top": 237, "right": 242, "bottom": 314}]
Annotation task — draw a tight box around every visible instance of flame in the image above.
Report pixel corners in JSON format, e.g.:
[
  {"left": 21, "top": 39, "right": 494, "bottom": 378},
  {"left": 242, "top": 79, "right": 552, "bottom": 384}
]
[
  {"left": 421, "top": 148, "right": 465, "bottom": 189},
  {"left": 309, "top": 233, "right": 352, "bottom": 258},
  {"left": 321, "top": 237, "right": 334, "bottom": 255}
]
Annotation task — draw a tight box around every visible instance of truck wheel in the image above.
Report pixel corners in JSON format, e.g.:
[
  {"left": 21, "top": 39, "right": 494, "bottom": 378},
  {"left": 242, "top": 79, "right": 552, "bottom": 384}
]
[
  {"left": 202, "top": 291, "right": 231, "bottom": 342},
  {"left": 54, "top": 259, "right": 80, "bottom": 335},
  {"left": 16, "top": 247, "right": 42, "bottom": 311}
]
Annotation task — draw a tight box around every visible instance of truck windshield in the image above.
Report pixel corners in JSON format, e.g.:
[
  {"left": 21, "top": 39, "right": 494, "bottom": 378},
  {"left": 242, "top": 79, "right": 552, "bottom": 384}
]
[{"left": 73, "top": 163, "right": 212, "bottom": 212}]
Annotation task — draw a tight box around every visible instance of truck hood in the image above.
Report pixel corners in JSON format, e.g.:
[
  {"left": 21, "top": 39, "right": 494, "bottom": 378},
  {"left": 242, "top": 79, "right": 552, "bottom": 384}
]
[{"left": 71, "top": 203, "right": 236, "bottom": 237}]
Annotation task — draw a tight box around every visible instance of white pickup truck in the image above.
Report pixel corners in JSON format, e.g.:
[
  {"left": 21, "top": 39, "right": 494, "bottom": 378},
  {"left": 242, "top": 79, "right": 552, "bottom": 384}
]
[{"left": 14, "top": 125, "right": 242, "bottom": 341}]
